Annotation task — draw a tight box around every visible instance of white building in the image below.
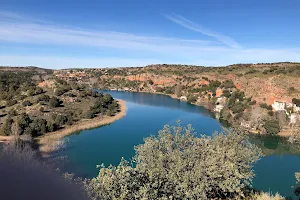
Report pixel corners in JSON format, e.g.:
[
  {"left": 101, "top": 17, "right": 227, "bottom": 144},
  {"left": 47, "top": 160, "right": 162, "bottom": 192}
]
[
  {"left": 272, "top": 101, "right": 286, "bottom": 111},
  {"left": 180, "top": 96, "right": 187, "bottom": 101},
  {"left": 290, "top": 113, "right": 299, "bottom": 124},
  {"left": 216, "top": 97, "right": 226, "bottom": 105},
  {"left": 214, "top": 104, "right": 224, "bottom": 113}
]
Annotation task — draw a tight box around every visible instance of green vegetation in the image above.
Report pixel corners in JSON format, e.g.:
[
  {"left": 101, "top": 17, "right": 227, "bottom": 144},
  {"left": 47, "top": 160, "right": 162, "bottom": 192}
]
[
  {"left": 86, "top": 124, "right": 262, "bottom": 200},
  {"left": 264, "top": 120, "right": 280, "bottom": 135},
  {"left": 0, "top": 70, "right": 120, "bottom": 138},
  {"left": 292, "top": 98, "right": 300, "bottom": 107},
  {"left": 260, "top": 103, "right": 273, "bottom": 111},
  {"left": 187, "top": 94, "right": 197, "bottom": 103}
]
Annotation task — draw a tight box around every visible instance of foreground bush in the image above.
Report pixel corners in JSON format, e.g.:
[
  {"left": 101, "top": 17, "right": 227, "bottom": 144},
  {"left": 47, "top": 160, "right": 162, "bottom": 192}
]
[
  {"left": 252, "top": 192, "right": 284, "bottom": 200},
  {"left": 86, "top": 124, "right": 262, "bottom": 200}
]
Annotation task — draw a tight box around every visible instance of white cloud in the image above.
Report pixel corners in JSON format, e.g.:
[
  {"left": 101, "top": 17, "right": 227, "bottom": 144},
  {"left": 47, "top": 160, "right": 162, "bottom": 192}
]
[
  {"left": 0, "top": 55, "right": 162, "bottom": 69},
  {"left": 164, "top": 14, "right": 242, "bottom": 49},
  {"left": 0, "top": 11, "right": 299, "bottom": 68}
]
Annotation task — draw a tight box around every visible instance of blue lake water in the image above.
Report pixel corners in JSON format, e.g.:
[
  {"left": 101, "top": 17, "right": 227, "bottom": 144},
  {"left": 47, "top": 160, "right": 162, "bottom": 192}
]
[{"left": 56, "top": 91, "right": 300, "bottom": 199}]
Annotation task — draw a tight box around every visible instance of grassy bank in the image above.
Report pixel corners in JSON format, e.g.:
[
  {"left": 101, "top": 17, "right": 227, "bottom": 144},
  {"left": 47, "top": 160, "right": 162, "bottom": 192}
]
[{"left": 36, "top": 99, "right": 126, "bottom": 155}]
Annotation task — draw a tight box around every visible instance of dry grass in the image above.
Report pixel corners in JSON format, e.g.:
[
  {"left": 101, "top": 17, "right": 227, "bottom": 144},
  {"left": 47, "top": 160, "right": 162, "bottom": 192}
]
[
  {"left": 37, "top": 99, "right": 126, "bottom": 155},
  {"left": 251, "top": 192, "right": 284, "bottom": 200}
]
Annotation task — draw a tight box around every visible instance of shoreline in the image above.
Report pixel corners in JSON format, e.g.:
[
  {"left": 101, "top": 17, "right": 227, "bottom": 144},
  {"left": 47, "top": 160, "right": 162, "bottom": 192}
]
[
  {"left": 36, "top": 99, "right": 126, "bottom": 155},
  {"left": 106, "top": 89, "right": 294, "bottom": 138}
]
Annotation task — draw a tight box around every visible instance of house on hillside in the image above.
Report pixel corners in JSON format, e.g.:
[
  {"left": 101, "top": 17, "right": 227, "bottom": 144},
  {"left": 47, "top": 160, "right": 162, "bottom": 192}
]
[
  {"left": 272, "top": 101, "right": 286, "bottom": 111},
  {"left": 216, "top": 97, "right": 226, "bottom": 105},
  {"left": 214, "top": 104, "right": 224, "bottom": 113},
  {"left": 180, "top": 96, "right": 187, "bottom": 101},
  {"left": 290, "top": 113, "right": 299, "bottom": 124}
]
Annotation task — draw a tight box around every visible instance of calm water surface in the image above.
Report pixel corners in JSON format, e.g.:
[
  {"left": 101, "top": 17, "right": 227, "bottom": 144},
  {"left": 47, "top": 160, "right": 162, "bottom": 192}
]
[{"left": 56, "top": 91, "right": 300, "bottom": 199}]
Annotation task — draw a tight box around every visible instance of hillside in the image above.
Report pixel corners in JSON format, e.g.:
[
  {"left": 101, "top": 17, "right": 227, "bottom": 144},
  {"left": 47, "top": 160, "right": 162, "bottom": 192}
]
[
  {"left": 53, "top": 62, "right": 300, "bottom": 136},
  {"left": 0, "top": 69, "right": 121, "bottom": 147}
]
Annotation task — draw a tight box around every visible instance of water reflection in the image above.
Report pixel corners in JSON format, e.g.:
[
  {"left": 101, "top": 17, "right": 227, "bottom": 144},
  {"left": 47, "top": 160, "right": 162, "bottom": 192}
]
[
  {"left": 250, "top": 135, "right": 300, "bottom": 156},
  {"left": 98, "top": 90, "right": 215, "bottom": 117}
]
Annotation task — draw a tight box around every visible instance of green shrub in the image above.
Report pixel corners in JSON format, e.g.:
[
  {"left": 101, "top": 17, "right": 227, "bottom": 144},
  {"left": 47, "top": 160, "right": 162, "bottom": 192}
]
[
  {"left": 187, "top": 95, "right": 197, "bottom": 103},
  {"left": 260, "top": 103, "right": 272, "bottom": 111},
  {"left": 6, "top": 99, "right": 17, "bottom": 107},
  {"left": 22, "top": 100, "right": 32, "bottom": 107},
  {"left": 37, "top": 94, "right": 50, "bottom": 102},
  {"left": 231, "top": 102, "right": 247, "bottom": 114},
  {"left": 49, "top": 96, "right": 62, "bottom": 108},
  {"left": 221, "top": 80, "right": 235, "bottom": 89},
  {"left": 292, "top": 98, "right": 300, "bottom": 107},
  {"left": 86, "top": 124, "right": 262, "bottom": 200},
  {"left": 264, "top": 120, "right": 280, "bottom": 135}
]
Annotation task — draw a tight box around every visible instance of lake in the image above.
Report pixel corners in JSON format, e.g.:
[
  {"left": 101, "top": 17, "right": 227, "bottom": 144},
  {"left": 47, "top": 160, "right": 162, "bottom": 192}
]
[{"left": 56, "top": 90, "right": 300, "bottom": 199}]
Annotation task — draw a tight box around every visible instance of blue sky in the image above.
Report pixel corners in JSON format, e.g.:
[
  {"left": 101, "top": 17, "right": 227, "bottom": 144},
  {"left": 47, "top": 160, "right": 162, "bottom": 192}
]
[{"left": 0, "top": 0, "right": 299, "bottom": 68}]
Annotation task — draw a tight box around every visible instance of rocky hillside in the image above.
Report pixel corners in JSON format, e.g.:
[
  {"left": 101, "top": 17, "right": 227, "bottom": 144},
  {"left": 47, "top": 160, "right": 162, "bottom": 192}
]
[{"left": 53, "top": 62, "right": 300, "bottom": 136}]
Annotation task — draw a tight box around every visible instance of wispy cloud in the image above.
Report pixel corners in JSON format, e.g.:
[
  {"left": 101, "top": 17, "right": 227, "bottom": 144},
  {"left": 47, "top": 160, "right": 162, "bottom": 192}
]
[
  {"left": 0, "top": 12, "right": 224, "bottom": 55},
  {"left": 0, "top": 55, "right": 162, "bottom": 68},
  {"left": 0, "top": 11, "right": 299, "bottom": 68},
  {"left": 164, "top": 14, "right": 242, "bottom": 49}
]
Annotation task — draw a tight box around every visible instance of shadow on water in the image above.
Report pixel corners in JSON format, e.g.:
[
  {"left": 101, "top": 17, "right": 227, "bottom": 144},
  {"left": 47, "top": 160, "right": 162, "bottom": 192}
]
[{"left": 249, "top": 134, "right": 300, "bottom": 156}]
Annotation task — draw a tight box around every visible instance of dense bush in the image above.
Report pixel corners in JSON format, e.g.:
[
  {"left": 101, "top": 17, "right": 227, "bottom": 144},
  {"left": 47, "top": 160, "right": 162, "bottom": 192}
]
[
  {"left": 89, "top": 94, "right": 118, "bottom": 116},
  {"left": 187, "top": 94, "right": 197, "bottom": 103},
  {"left": 28, "top": 118, "right": 48, "bottom": 137},
  {"left": 49, "top": 96, "right": 62, "bottom": 108},
  {"left": 86, "top": 124, "right": 261, "bottom": 200},
  {"left": 0, "top": 116, "right": 13, "bottom": 136},
  {"left": 264, "top": 120, "right": 280, "bottom": 135},
  {"left": 249, "top": 100, "right": 257, "bottom": 105},
  {"left": 37, "top": 94, "right": 50, "bottom": 102},
  {"left": 231, "top": 102, "right": 247, "bottom": 114},
  {"left": 0, "top": 71, "right": 36, "bottom": 101},
  {"left": 155, "top": 86, "right": 164, "bottom": 93},
  {"left": 221, "top": 80, "right": 235, "bottom": 89},
  {"left": 292, "top": 98, "right": 300, "bottom": 107},
  {"left": 22, "top": 100, "right": 32, "bottom": 107},
  {"left": 260, "top": 103, "right": 273, "bottom": 111},
  {"left": 54, "top": 85, "right": 72, "bottom": 96},
  {"left": 222, "top": 89, "right": 231, "bottom": 98},
  {"left": 55, "top": 115, "right": 73, "bottom": 126}
]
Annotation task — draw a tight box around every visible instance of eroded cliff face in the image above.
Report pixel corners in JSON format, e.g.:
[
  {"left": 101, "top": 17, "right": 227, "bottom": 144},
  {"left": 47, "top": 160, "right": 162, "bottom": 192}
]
[
  {"left": 126, "top": 74, "right": 177, "bottom": 85},
  {"left": 111, "top": 68, "right": 300, "bottom": 105}
]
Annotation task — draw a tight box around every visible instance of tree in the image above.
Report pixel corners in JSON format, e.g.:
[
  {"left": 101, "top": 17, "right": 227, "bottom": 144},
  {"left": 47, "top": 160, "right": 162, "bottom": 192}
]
[
  {"left": 29, "top": 118, "right": 47, "bottom": 137},
  {"left": 49, "top": 96, "right": 62, "bottom": 108},
  {"left": 86, "top": 124, "right": 262, "bottom": 200},
  {"left": 46, "top": 121, "right": 57, "bottom": 132},
  {"left": 260, "top": 103, "right": 272, "bottom": 111},
  {"left": 22, "top": 100, "right": 32, "bottom": 107},
  {"left": 55, "top": 115, "right": 68, "bottom": 127},
  {"left": 37, "top": 94, "right": 50, "bottom": 102},
  {"left": 221, "top": 80, "right": 235, "bottom": 89},
  {"left": 187, "top": 94, "right": 197, "bottom": 103},
  {"left": 0, "top": 116, "right": 13, "bottom": 136},
  {"left": 292, "top": 98, "right": 300, "bottom": 107},
  {"left": 17, "top": 113, "right": 32, "bottom": 134},
  {"left": 264, "top": 120, "right": 280, "bottom": 135},
  {"left": 35, "top": 87, "right": 44, "bottom": 95}
]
